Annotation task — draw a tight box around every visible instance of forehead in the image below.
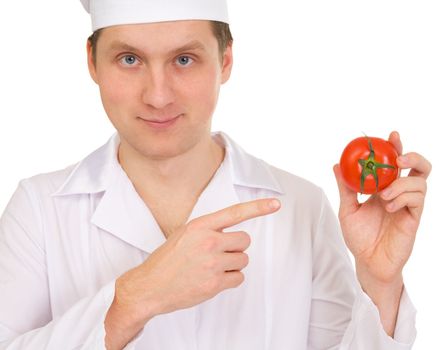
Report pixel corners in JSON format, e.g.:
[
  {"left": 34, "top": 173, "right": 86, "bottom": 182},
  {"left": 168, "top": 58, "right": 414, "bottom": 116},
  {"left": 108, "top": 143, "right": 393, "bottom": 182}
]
[{"left": 98, "top": 20, "right": 215, "bottom": 48}]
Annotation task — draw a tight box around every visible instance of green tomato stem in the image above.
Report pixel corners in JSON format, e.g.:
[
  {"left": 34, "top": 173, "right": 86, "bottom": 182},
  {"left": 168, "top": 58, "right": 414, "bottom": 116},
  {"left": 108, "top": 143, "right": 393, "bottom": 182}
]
[{"left": 357, "top": 137, "right": 395, "bottom": 194}]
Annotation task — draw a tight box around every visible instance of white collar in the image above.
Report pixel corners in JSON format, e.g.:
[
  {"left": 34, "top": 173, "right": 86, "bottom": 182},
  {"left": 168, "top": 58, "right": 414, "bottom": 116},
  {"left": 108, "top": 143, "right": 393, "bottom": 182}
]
[{"left": 51, "top": 131, "right": 284, "bottom": 197}]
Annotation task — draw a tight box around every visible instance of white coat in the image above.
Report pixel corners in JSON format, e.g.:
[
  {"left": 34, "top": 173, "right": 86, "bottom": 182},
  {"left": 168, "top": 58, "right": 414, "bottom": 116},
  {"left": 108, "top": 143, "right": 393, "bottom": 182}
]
[{"left": 0, "top": 131, "right": 416, "bottom": 349}]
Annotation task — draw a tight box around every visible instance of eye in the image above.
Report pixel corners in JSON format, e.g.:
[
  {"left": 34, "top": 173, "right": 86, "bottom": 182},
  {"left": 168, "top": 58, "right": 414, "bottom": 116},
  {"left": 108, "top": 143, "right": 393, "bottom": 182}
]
[
  {"left": 176, "top": 56, "right": 193, "bottom": 67},
  {"left": 120, "top": 55, "right": 139, "bottom": 66}
]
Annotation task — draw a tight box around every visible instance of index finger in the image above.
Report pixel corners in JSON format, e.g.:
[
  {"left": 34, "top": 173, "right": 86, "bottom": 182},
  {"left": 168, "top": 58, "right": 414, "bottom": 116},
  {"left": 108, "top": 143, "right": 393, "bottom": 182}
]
[{"left": 189, "top": 198, "right": 281, "bottom": 231}]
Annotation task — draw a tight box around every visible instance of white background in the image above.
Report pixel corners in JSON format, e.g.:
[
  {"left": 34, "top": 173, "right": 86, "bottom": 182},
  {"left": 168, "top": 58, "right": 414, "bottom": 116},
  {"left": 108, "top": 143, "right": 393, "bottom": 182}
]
[{"left": 0, "top": 0, "right": 437, "bottom": 348}]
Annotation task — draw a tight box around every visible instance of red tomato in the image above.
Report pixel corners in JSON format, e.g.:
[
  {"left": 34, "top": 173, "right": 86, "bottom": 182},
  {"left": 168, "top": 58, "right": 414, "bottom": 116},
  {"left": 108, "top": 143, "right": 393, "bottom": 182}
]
[{"left": 339, "top": 136, "right": 399, "bottom": 194}]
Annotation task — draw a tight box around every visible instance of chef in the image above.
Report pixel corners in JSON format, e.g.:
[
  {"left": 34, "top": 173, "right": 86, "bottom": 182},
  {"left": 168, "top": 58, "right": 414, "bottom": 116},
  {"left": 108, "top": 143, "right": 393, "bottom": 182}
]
[{"left": 0, "top": 0, "right": 431, "bottom": 349}]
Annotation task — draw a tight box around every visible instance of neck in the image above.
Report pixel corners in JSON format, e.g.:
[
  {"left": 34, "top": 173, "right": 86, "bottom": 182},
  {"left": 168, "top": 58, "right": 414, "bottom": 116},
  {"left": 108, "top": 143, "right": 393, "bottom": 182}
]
[{"left": 117, "top": 133, "right": 225, "bottom": 199}]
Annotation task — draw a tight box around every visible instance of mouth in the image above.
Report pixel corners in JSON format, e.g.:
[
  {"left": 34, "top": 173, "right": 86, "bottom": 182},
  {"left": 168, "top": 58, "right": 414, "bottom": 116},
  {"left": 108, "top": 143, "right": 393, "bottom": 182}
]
[{"left": 138, "top": 114, "right": 182, "bottom": 129}]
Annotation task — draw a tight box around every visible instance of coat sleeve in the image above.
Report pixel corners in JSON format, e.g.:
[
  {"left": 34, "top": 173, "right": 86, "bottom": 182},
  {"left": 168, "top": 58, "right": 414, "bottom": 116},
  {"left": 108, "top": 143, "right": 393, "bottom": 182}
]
[
  {"left": 307, "top": 190, "right": 417, "bottom": 350},
  {"left": 0, "top": 181, "right": 142, "bottom": 349}
]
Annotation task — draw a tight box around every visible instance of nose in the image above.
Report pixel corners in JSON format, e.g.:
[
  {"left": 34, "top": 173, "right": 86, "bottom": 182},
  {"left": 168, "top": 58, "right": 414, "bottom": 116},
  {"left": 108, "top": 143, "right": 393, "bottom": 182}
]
[{"left": 141, "top": 65, "right": 175, "bottom": 110}]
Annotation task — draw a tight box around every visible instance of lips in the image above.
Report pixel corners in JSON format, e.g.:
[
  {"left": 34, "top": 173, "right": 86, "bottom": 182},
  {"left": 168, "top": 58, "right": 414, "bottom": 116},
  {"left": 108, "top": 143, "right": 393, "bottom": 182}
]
[
  {"left": 140, "top": 114, "right": 181, "bottom": 123},
  {"left": 138, "top": 114, "right": 182, "bottom": 129}
]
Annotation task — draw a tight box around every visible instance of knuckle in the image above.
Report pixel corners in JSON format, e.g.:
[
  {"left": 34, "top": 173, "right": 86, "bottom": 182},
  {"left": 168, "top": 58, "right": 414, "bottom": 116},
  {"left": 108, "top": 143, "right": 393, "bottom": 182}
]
[
  {"left": 408, "top": 151, "right": 420, "bottom": 160},
  {"left": 412, "top": 177, "right": 427, "bottom": 194},
  {"left": 233, "top": 272, "right": 245, "bottom": 286},
  {"left": 186, "top": 219, "right": 201, "bottom": 231},
  {"left": 202, "top": 278, "right": 221, "bottom": 295},
  {"left": 426, "top": 160, "right": 433, "bottom": 175},
  {"left": 229, "top": 206, "right": 244, "bottom": 223},
  {"left": 241, "top": 231, "right": 251, "bottom": 247},
  {"left": 201, "top": 235, "right": 220, "bottom": 252},
  {"left": 240, "top": 253, "right": 249, "bottom": 268},
  {"left": 257, "top": 199, "right": 267, "bottom": 212}
]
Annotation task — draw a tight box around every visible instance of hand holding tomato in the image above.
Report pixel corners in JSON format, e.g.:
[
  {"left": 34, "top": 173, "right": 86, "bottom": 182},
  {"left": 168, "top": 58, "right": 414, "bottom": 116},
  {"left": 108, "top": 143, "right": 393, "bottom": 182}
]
[{"left": 333, "top": 131, "right": 431, "bottom": 335}]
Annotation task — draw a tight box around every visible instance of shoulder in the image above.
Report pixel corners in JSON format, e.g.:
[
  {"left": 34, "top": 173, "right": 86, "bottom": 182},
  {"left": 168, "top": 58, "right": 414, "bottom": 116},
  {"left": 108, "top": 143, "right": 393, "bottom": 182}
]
[
  {"left": 18, "top": 162, "right": 79, "bottom": 198},
  {"left": 18, "top": 133, "right": 118, "bottom": 197}
]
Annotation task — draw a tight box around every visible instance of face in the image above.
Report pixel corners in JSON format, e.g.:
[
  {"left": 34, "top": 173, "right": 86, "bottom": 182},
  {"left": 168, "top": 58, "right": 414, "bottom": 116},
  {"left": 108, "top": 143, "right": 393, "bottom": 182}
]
[{"left": 87, "top": 20, "right": 233, "bottom": 161}]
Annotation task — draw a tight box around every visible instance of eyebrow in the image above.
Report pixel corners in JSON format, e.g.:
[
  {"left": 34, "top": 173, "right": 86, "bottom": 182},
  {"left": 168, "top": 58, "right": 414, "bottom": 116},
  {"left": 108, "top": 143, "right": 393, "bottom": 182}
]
[{"left": 107, "top": 39, "right": 207, "bottom": 56}]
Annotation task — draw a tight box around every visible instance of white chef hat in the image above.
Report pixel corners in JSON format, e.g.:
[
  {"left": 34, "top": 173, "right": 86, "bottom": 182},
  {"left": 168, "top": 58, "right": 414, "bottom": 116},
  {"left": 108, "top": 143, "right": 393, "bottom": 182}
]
[{"left": 80, "top": 0, "right": 229, "bottom": 32}]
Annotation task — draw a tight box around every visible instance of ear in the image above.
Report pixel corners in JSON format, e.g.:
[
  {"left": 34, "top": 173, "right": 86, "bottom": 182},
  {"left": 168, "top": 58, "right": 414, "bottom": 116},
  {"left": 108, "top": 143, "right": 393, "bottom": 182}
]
[
  {"left": 220, "top": 42, "right": 233, "bottom": 84},
  {"left": 86, "top": 39, "right": 98, "bottom": 84}
]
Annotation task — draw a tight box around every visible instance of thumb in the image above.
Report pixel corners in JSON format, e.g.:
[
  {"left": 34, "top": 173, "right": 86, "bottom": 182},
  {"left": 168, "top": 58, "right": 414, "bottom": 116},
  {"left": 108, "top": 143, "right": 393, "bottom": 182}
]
[{"left": 333, "top": 164, "right": 359, "bottom": 219}]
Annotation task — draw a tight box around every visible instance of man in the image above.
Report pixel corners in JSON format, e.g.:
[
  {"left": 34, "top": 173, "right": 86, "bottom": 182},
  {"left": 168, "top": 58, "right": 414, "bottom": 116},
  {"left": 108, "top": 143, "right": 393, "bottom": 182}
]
[{"left": 0, "top": 0, "right": 431, "bottom": 349}]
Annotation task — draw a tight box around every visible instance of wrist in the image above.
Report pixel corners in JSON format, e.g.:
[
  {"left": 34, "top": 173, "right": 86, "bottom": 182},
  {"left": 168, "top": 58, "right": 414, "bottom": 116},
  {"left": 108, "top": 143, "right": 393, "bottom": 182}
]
[
  {"left": 355, "top": 260, "right": 404, "bottom": 298},
  {"left": 104, "top": 278, "right": 159, "bottom": 350},
  {"left": 104, "top": 295, "right": 154, "bottom": 350},
  {"left": 355, "top": 261, "right": 404, "bottom": 337}
]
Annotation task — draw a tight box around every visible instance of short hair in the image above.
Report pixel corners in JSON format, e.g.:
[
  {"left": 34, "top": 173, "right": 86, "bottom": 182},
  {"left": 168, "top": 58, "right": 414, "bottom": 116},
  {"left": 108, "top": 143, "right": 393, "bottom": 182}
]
[{"left": 88, "top": 20, "right": 233, "bottom": 66}]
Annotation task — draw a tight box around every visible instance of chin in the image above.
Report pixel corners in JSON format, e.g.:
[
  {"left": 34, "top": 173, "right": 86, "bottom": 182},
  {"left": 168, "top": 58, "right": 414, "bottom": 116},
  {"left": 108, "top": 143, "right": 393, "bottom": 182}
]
[
  {"left": 134, "top": 133, "right": 200, "bottom": 160},
  {"left": 118, "top": 119, "right": 211, "bottom": 160}
]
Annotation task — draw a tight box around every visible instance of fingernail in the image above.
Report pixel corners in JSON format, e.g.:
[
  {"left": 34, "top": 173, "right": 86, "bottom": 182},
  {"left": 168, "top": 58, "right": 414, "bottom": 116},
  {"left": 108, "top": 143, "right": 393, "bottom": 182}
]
[
  {"left": 269, "top": 199, "right": 281, "bottom": 209},
  {"left": 398, "top": 155, "right": 408, "bottom": 164},
  {"left": 381, "top": 188, "right": 392, "bottom": 199}
]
